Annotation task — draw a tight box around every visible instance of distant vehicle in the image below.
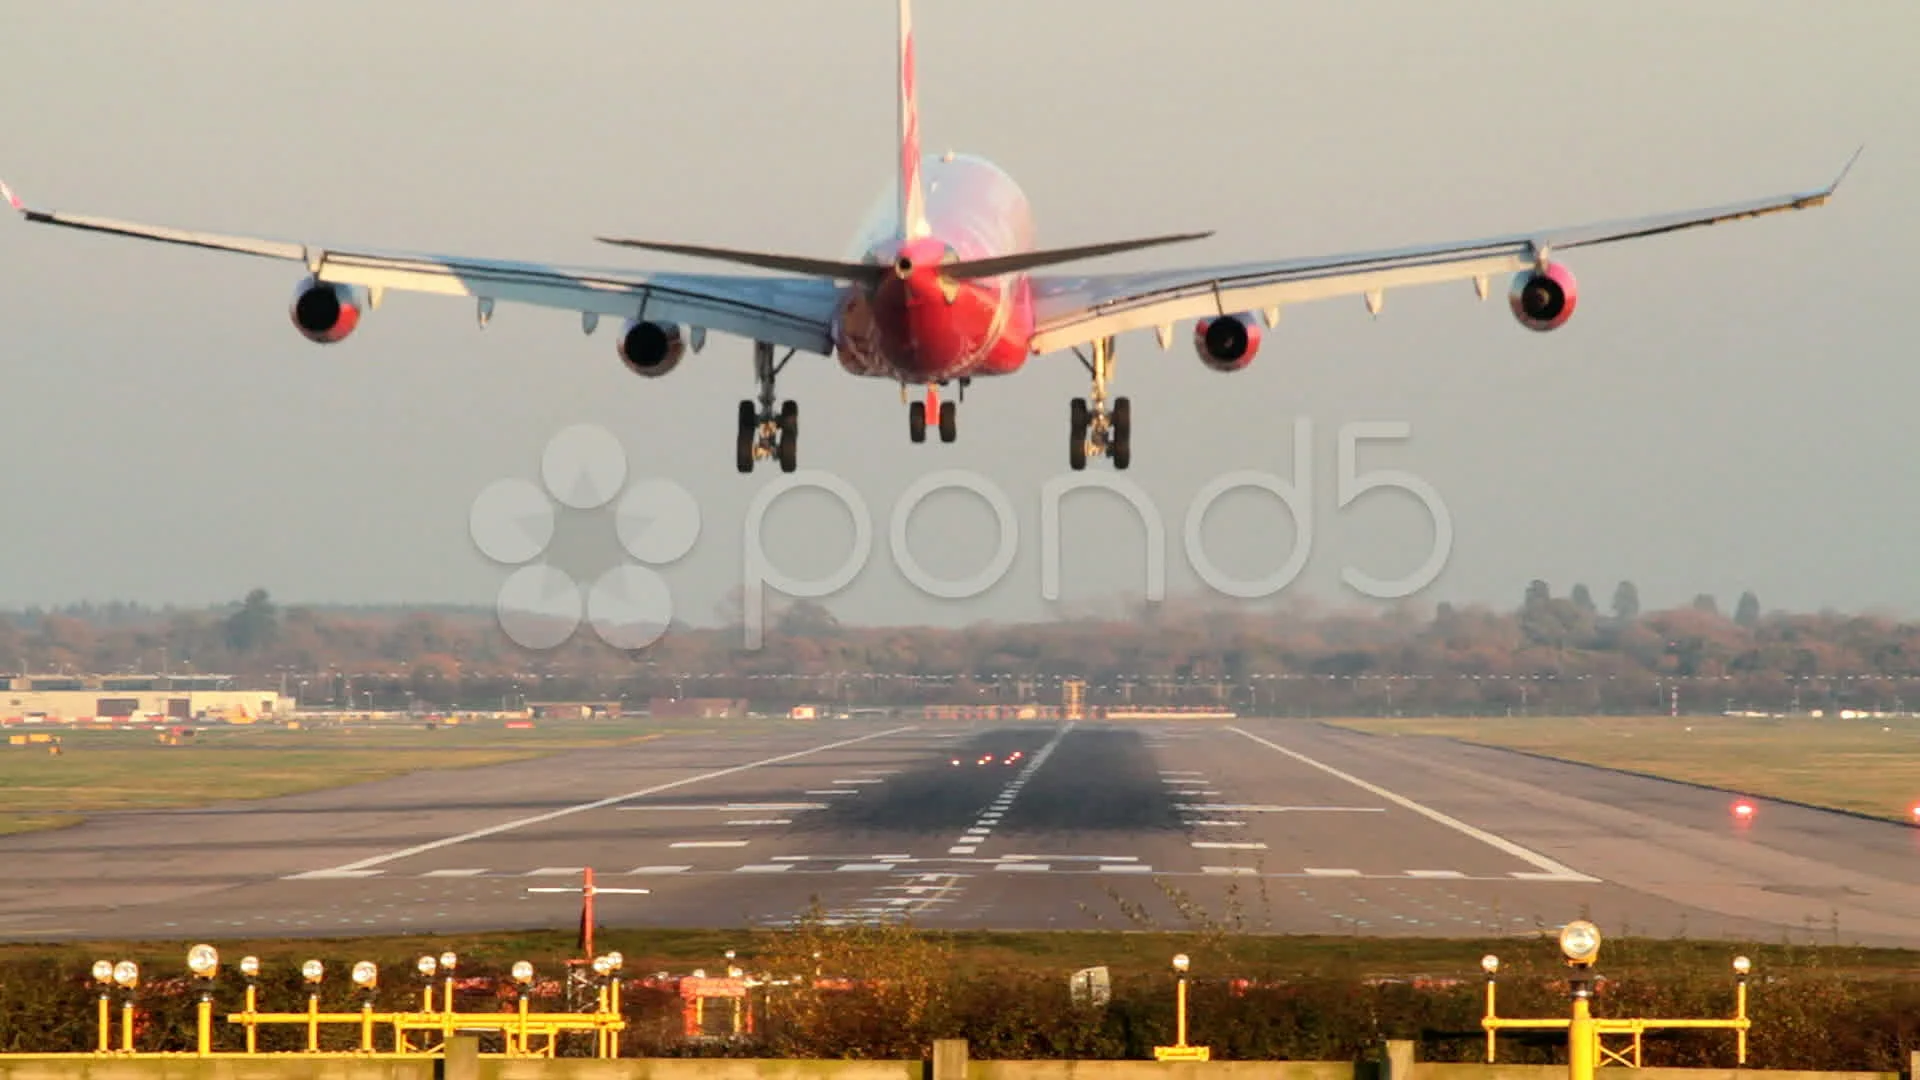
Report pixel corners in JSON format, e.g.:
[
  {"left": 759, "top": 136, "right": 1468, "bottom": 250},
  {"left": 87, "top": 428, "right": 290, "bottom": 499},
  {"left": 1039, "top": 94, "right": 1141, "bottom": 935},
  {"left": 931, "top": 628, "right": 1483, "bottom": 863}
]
[{"left": 1, "top": 2, "right": 1853, "bottom": 473}]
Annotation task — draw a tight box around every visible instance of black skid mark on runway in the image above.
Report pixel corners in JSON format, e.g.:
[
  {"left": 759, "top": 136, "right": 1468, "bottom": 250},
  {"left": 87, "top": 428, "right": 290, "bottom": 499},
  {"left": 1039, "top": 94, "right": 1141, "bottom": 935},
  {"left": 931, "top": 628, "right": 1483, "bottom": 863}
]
[
  {"left": 996, "top": 725, "right": 1186, "bottom": 833},
  {"left": 796, "top": 728, "right": 1055, "bottom": 833}
]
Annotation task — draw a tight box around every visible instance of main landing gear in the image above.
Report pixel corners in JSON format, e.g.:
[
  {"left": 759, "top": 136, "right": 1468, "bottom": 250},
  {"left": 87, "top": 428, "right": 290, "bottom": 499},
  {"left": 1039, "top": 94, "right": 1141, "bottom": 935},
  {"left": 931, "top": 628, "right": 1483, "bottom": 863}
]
[
  {"left": 906, "top": 378, "right": 962, "bottom": 445},
  {"left": 1069, "top": 336, "right": 1130, "bottom": 470},
  {"left": 737, "top": 341, "right": 798, "bottom": 473}
]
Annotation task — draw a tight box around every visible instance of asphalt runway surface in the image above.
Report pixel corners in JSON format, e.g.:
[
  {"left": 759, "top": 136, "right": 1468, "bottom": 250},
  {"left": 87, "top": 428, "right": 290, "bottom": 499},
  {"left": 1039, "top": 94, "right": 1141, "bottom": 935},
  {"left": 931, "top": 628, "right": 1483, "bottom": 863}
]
[{"left": 2, "top": 719, "right": 1917, "bottom": 946}]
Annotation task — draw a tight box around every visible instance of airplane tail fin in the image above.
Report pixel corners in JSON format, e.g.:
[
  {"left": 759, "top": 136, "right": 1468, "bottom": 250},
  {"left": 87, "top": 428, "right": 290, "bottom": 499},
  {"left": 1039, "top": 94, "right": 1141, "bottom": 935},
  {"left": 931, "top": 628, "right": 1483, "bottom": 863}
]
[{"left": 897, "top": 0, "right": 927, "bottom": 239}]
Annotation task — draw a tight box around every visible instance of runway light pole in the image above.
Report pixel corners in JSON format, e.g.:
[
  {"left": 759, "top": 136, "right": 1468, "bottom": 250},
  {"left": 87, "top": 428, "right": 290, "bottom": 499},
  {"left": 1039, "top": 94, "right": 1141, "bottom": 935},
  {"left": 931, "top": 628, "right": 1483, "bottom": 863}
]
[
  {"left": 113, "top": 961, "right": 139, "bottom": 1055},
  {"left": 187, "top": 944, "right": 219, "bottom": 1056},
  {"left": 352, "top": 962, "right": 379, "bottom": 1053},
  {"left": 1481, "top": 920, "right": 1753, "bottom": 1080},
  {"left": 240, "top": 956, "right": 261, "bottom": 1053},
  {"left": 302, "top": 960, "right": 325, "bottom": 1052},
  {"left": 1153, "top": 953, "right": 1210, "bottom": 1061},
  {"left": 91, "top": 960, "right": 113, "bottom": 1054}
]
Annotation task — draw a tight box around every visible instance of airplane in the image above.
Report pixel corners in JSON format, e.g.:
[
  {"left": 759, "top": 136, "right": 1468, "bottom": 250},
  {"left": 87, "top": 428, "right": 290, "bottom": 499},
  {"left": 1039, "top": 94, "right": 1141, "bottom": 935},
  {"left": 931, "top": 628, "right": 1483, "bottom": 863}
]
[{"left": 2, "top": 3, "right": 1855, "bottom": 475}]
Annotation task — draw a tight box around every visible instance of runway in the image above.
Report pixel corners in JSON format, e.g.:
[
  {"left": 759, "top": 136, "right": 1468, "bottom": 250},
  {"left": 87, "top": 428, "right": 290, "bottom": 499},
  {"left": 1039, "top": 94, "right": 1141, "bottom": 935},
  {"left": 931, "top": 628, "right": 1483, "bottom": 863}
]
[{"left": 2, "top": 719, "right": 1917, "bottom": 945}]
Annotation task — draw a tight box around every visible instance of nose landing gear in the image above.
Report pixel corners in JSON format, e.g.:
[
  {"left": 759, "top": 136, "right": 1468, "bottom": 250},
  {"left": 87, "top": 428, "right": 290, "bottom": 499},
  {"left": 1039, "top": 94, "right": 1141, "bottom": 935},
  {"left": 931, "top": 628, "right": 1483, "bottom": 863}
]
[{"left": 906, "top": 381, "right": 959, "bottom": 445}]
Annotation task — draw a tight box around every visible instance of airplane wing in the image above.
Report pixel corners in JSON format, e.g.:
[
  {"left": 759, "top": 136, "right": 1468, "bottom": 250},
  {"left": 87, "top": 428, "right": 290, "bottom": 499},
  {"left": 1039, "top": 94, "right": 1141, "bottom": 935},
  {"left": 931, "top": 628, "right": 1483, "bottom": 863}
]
[
  {"left": 0, "top": 184, "right": 842, "bottom": 354},
  {"left": 1026, "top": 150, "right": 1859, "bottom": 355}
]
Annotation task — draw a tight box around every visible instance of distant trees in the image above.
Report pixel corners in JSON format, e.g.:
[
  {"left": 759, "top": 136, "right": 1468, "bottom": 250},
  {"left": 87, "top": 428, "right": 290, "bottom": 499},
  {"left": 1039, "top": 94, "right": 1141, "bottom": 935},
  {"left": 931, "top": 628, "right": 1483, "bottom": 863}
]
[
  {"left": 5, "top": 581, "right": 1920, "bottom": 717},
  {"left": 223, "top": 589, "right": 278, "bottom": 653},
  {"left": 1611, "top": 581, "right": 1641, "bottom": 622}
]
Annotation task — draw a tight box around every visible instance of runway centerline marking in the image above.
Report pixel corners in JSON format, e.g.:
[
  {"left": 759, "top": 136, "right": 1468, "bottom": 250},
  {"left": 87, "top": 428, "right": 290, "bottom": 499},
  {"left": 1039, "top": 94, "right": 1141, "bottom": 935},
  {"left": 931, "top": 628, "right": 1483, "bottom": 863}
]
[
  {"left": 306, "top": 725, "right": 917, "bottom": 874},
  {"left": 1227, "top": 726, "right": 1599, "bottom": 883},
  {"left": 671, "top": 840, "right": 748, "bottom": 849}
]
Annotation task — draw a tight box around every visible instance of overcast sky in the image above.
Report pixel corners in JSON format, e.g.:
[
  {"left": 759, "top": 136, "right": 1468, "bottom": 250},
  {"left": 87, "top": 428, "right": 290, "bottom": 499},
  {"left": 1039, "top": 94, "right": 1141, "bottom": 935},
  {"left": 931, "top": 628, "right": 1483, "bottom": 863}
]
[{"left": 0, "top": 1, "right": 1911, "bottom": 630}]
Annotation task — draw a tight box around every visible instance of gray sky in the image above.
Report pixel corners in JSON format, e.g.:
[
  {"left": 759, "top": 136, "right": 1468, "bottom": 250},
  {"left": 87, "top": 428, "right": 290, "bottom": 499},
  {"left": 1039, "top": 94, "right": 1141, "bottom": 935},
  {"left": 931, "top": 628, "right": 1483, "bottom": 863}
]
[{"left": 0, "top": 1, "right": 1912, "bottom": 629}]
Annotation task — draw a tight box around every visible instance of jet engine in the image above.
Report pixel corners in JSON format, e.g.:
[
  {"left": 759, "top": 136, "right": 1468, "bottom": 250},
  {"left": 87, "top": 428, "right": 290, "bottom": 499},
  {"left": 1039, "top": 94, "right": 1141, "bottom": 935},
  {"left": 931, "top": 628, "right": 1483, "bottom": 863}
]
[
  {"left": 1509, "top": 262, "right": 1578, "bottom": 332},
  {"left": 617, "top": 320, "right": 686, "bottom": 376},
  {"left": 1193, "top": 312, "right": 1262, "bottom": 371},
  {"left": 289, "top": 276, "right": 370, "bottom": 343}
]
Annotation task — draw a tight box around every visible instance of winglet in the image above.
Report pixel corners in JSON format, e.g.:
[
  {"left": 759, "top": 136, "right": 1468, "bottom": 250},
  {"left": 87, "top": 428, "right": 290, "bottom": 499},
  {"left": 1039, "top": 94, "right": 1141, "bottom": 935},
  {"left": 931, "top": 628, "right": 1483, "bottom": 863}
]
[
  {"left": 0, "top": 178, "right": 22, "bottom": 213},
  {"left": 1829, "top": 144, "right": 1864, "bottom": 194}
]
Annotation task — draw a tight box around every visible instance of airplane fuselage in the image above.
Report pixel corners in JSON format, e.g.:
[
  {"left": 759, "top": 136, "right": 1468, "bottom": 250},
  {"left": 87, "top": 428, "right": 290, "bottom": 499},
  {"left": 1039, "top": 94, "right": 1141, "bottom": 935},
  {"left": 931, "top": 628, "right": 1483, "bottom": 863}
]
[{"left": 833, "top": 153, "right": 1035, "bottom": 383}]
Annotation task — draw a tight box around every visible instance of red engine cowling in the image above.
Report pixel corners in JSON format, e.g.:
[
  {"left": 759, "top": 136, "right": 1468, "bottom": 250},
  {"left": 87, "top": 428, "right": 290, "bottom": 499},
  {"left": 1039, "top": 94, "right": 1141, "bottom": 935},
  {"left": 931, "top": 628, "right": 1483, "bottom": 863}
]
[
  {"left": 1193, "top": 312, "right": 1262, "bottom": 371},
  {"left": 618, "top": 320, "right": 686, "bottom": 376},
  {"left": 289, "top": 276, "right": 370, "bottom": 343},
  {"left": 1509, "top": 262, "right": 1578, "bottom": 331}
]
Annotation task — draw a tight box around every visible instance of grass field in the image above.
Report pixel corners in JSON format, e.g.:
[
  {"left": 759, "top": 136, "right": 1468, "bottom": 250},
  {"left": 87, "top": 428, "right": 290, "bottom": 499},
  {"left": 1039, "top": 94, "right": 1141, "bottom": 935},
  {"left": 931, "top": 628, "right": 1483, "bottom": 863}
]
[
  {"left": 1329, "top": 714, "right": 1920, "bottom": 824},
  {"left": 0, "top": 717, "right": 713, "bottom": 836}
]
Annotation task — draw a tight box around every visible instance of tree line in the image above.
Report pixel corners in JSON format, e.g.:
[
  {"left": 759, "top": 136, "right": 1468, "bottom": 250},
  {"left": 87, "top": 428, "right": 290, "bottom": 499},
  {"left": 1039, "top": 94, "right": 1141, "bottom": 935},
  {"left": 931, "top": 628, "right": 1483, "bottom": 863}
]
[{"left": 3, "top": 582, "right": 1917, "bottom": 715}]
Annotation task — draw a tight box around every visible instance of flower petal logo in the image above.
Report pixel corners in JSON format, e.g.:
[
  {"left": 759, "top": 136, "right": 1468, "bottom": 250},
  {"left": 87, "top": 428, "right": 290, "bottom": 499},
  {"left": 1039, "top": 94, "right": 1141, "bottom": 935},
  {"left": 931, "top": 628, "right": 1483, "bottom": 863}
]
[{"left": 470, "top": 425, "right": 699, "bottom": 651}]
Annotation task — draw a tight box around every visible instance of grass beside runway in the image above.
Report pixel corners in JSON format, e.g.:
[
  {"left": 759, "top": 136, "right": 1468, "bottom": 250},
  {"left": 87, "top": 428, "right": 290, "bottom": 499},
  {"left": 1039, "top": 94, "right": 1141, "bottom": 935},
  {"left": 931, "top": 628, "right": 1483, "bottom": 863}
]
[
  {"left": 4, "top": 924, "right": 1918, "bottom": 980},
  {"left": 0, "top": 717, "right": 719, "bottom": 836},
  {"left": 1325, "top": 714, "right": 1920, "bottom": 824}
]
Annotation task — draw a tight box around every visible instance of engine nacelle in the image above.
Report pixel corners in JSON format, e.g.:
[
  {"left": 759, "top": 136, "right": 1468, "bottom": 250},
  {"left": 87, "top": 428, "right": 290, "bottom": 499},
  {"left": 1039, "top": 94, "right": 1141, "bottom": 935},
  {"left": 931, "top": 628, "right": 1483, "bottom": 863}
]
[
  {"left": 1193, "top": 312, "right": 1262, "bottom": 372},
  {"left": 289, "top": 276, "right": 370, "bottom": 343},
  {"left": 617, "top": 320, "right": 686, "bottom": 376},
  {"left": 1509, "top": 262, "right": 1578, "bottom": 332}
]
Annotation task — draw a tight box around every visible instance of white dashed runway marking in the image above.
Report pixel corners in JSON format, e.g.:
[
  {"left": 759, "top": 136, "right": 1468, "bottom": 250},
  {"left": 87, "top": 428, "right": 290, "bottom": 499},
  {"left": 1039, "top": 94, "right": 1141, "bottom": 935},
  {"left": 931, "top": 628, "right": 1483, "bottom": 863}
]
[{"left": 1228, "top": 727, "right": 1599, "bottom": 883}]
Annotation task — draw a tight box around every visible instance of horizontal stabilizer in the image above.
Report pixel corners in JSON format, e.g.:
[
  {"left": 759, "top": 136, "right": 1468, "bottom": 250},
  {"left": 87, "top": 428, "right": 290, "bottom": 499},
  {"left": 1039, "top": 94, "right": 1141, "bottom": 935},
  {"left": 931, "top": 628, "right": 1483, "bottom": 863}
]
[
  {"left": 596, "top": 237, "right": 885, "bottom": 283},
  {"left": 943, "top": 231, "right": 1213, "bottom": 279},
  {"left": 597, "top": 230, "right": 1213, "bottom": 283}
]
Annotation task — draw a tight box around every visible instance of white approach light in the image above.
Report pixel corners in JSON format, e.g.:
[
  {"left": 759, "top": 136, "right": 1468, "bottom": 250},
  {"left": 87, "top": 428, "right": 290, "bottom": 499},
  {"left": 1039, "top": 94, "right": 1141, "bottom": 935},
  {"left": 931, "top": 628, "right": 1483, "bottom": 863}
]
[
  {"left": 1558, "top": 920, "right": 1602, "bottom": 965},
  {"left": 352, "top": 961, "right": 378, "bottom": 988},
  {"left": 92, "top": 960, "right": 114, "bottom": 984},
  {"left": 113, "top": 961, "right": 139, "bottom": 988},
  {"left": 1481, "top": 954, "right": 1500, "bottom": 975},
  {"left": 439, "top": 952, "right": 458, "bottom": 973},
  {"left": 416, "top": 955, "right": 437, "bottom": 978},
  {"left": 302, "top": 960, "right": 325, "bottom": 984},
  {"left": 1733, "top": 955, "right": 1752, "bottom": 976},
  {"left": 187, "top": 944, "right": 219, "bottom": 978},
  {"left": 1171, "top": 953, "right": 1190, "bottom": 973},
  {"left": 240, "top": 956, "right": 261, "bottom": 979},
  {"left": 511, "top": 961, "right": 534, "bottom": 984}
]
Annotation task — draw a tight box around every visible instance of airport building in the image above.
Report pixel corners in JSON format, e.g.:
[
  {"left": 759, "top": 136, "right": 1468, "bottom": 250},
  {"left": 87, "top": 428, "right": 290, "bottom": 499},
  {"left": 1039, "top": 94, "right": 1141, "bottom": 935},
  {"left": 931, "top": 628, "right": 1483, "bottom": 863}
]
[{"left": 0, "top": 674, "right": 293, "bottom": 724}]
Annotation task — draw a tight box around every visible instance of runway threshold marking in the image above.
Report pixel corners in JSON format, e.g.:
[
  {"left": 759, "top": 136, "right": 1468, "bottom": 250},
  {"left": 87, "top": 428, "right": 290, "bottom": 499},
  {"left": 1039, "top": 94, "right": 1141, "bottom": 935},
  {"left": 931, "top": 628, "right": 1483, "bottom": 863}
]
[
  {"left": 297, "top": 725, "right": 918, "bottom": 876},
  {"left": 1227, "top": 727, "right": 1599, "bottom": 884}
]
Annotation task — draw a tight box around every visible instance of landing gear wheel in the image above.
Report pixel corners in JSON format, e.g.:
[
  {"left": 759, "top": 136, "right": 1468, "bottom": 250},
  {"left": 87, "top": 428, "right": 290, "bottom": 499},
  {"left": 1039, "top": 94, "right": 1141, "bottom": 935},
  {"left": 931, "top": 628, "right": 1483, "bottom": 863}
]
[
  {"left": 938, "top": 400, "right": 957, "bottom": 443},
  {"left": 738, "top": 341, "right": 800, "bottom": 473},
  {"left": 1069, "top": 398, "right": 1090, "bottom": 471},
  {"left": 736, "top": 400, "right": 757, "bottom": 474},
  {"left": 777, "top": 400, "right": 798, "bottom": 473},
  {"left": 909, "top": 400, "right": 927, "bottom": 443},
  {"left": 1069, "top": 335, "right": 1126, "bottom": 469}
]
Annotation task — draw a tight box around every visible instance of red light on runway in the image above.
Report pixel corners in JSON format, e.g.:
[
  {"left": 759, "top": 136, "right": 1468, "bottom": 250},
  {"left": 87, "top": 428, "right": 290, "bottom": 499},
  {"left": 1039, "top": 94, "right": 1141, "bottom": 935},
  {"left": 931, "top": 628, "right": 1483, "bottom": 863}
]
[{"left": 1732, "top": 799, "right": 1755, "bottom": 820}]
